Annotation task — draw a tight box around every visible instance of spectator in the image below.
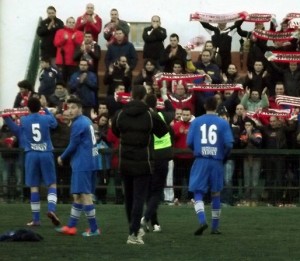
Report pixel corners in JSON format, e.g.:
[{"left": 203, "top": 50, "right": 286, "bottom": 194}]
[
  {"left": 239, "top": 119, "right": 263, "bottom": 206},
  {"left": 260, "top": 116, "right": 296, "bottom": 205},
  {"left": 172, "top": 107, "right": 194, "bottom": 204},
  {"left": 240, "top": 87, "right": 269, "bottom": 113},
  {"left": 186, "top": 48, "right": 221, "bottom": 116},
  {"left": 36, "top": 6, "right": 64, "bottom": 64},
  {"left": 243, "top": 60, "right": 272, "bottom": 96},
  {"left": 38, "top": 56, "right": 61, "bottom": 100},
  {"left": 54, "top": 17, "right": 84, "bottom": 83},
  {"left": 103, "top": 8, "right": 130, "bottom": 45},
  {"left": 73, "top": 31, "right": 101, "bottom": 73},
  {"left": 268, "top": 62, "right": 300, "bottom": 97},
  {"left": 142, "top": 15, "right": 167, "bottom": 66},
  {"left": 75, "top": 3, "right": 102, "bottom": 42},
  {"left": 68, "top": 59, "right": 98, "bottom": 117},
  {"left": 13, "top": 80, "right": 33, "bottom": 108},
  {"left": 167, "top": 83, "right": 195, "bottom": 114},
  {"left": 219, "top": 111, "right": 240, "bottom": 206},
  {"left": 94, "top": 113, "right": 110, "bottom": 204},
  {"left": 133, "top": 58, "right": 160, "bottom": 86},
  {"left": 200, "top": 21, "right": 238, "bottom": 72},
  {"left": 105, "top": 28, "right": 137, "bottom": 71},
  {"left": 106, "top": 84, "right": 126, "bottom": 117},
  {"left": 48, "top": 81, "right": 69, "bottom": 113},
  {"left": 112, "top": 85, "right": 168, "bottom": 245},
  {"left": 235, "top": 20, "right": 269, "bottom": 71},
  {"left": 106, "top": 120, "right": 124, "bottom": 204},
  {"left": 104, "top": 55, "right": 132, "bottom": 95},
  {"left": 160, "top": 33, "right": 187, "bottom": 72},
  {"left": 200, "top": 40, "right": 222, "bottom": 68}
]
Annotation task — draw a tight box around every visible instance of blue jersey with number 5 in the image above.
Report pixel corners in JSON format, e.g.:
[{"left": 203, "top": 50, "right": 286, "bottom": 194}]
[
  {"left": 187, "top": 114, "right": 233, "bottom": 160},
  {"left": 20, "top": 108, "right": 57, "bottom": 152}
]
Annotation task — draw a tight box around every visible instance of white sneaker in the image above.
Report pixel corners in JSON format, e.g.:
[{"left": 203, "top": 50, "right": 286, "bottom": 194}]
[
  {"left": 153, "top": 224, "right": 162, "bottom": 232},
  {"left": 140, "top": 217, "right": 150, "bottom": 232},
  {"left": 127, "top": 234, "right": 144, "bottom": 245}
]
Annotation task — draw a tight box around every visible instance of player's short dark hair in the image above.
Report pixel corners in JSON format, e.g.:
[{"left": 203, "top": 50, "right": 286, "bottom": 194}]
[
  {"left": 27, "top": 97, "right": 41, "bottom": 113},
  {"left": 145, "top": 94, "right": 157, "bottom": 109},
  {"left": 67, "top": 97, "right": 82, "bottom": 108},
  {"left": 131, "top": 85, "right": 146, "bottom": 101},
  {"left": 204, "top": 96, "right": 218, "bottom": 111},
  {"left": 17, "top": 80, "right": 33, "bottom": 91}
]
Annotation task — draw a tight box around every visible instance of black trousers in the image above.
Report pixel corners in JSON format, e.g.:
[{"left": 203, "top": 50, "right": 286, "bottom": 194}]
[
  {"left": 123, "top": 174, "right": 150, "bottom": 235},
  {"left": 144, "top": 159, "right": 169, "bottom": 225}
]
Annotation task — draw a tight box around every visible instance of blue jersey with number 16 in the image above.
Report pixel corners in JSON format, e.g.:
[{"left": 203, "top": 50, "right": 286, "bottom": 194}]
[{"left": 187, "top": 114, "right": 233, "bottom": 160}]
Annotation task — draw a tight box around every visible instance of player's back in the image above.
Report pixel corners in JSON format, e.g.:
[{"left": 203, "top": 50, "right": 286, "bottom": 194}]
[
  {"left": 187, "top": 114, "right": 233, "bottom": 160},
  {"left": 71, "top": 115, "right": 98, "bottom": 171},
  {"left": 21, "top": 113, "right": 56, "bottom": 152}
]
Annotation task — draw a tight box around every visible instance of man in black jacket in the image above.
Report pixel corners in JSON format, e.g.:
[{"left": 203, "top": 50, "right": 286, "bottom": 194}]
[
  {"left": 36, "top": 6, "right": 64, "bottom": 64},
  {"left": 112, "top": 85, "right": 168, "bottom": 245},
  {"left": 142, "top": 16, "right": 167, "bottom": 66}
]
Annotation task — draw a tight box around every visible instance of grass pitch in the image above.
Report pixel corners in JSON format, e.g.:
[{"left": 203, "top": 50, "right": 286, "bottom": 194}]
[{"left": 0, "top": 203, "right": 300, "bottom": 261}]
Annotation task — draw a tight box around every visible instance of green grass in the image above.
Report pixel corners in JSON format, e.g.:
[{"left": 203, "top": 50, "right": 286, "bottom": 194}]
[{"left": 1, "top": 203, "right": 300, "bottom": 261}]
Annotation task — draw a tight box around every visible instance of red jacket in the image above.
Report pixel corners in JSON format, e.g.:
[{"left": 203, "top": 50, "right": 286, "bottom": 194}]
[
  {"left": 106, "top": 127, "right": 120, "bottom": 169},
  {"left": 168, "top": 93, "right": 195, "bottom": 114},
  {"left": 75, "top": 13, "right": 102, "bottom": 41},
  {"left": 54, "top": 27, "right": 84, "bottom": 66},
  {"left": 172, "top": 120, "right": 193, "bottom": 159}
]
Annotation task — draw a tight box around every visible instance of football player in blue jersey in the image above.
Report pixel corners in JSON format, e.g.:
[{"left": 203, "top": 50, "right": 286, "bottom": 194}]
[
  {"left": 3, "top": 97, "right": 60, "bottom": 227},
  {"left": 187, "top": 96, "right": 234, "bottom": 235},
  {"left": 56, "top": 97, "right": 100, "bottom": 237}
]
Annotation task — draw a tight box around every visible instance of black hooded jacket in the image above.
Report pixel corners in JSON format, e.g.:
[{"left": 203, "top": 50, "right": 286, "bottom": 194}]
[{"left": 112, "top": 100, "right": 168, "bottom": 176}]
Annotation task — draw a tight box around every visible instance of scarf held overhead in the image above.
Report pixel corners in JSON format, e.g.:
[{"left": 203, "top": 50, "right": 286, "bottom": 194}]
[
  {"left": 265, "top": 51, "right": 300, "bottom": 63},
  {"left": 189, "top": 12, "right": 247, "bottom": 23}
]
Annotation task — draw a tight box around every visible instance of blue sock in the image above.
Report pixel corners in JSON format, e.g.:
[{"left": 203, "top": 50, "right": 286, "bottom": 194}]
[
  {"left": 211, "top": 195, "right": 221, "bottom": 231},
  {"left": 68, "top": 203, "right": 83, "bottom": 228},
  {"left": 194, "top": 191, "right": 206, "bottom": 225},
  {"left": 84, "top": 204, "right": 98, "bottom": 232},
  {"left": 30, "top": 192, "right": 40, "bottom": 222},
  {"left": 47, "top": 187, "right": 57, "bottom": 212}
]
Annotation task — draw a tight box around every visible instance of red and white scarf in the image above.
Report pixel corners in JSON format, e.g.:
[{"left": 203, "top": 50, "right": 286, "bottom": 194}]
[
  {"left": 244, "top": 13, "right": 274, "bottom": 23},
  {"left": 190, "top": 12, "right": 246, "bottom": 24},
  {"left": 265, "top": 51, "right": 300, "bottom": 63},
  {"left": 246, "top": 108, "right": 294, "bottom": 122},
  {"left": 114, "top": 92, "right": 131, "bottom": 104},
  {"left": 0, "top": 108, "right": 45, "bottom": 117},
  {"left": 189, "top": 83, "right": 243, "bottom": 92},
  {"left": 253, "top": 29, "right": 298, "bottom": 41},
  {"left": 276, "top": 95, "right": 300, "bottom": 107},
  {"left": 154, "top": 73, "right": 205, "bottom": 84},
  {"left": 285, "top": 13, "right": 300, "bottom": 21}
]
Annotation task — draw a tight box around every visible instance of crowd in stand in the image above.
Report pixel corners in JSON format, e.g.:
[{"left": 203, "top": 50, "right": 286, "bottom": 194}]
[{"left": 1, "top": 4, "right": 300, "bottom": 208}]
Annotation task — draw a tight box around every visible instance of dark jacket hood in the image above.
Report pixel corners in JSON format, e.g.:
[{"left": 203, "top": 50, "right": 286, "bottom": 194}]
[{"left": 123, "top": 100, "right": 148, "bottom": 117}]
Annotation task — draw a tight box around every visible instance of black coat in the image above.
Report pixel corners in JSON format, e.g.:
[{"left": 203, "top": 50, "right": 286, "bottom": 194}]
[
  {"left": 142, "top": 26, "right": 167, "bottom": 60},
  {"left": 112, "top": 100, "right": 168, "bottom": 176},
  {"left": 37, "top": 17, "right": 64, "bottom": 58}
]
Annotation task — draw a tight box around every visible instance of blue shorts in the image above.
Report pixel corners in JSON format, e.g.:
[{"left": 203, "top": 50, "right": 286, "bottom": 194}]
[
  {"left": 189, "top": 158, "right": 223, "bottom": 193},
  {"left": 71, "top": 171, "right": 97, "bottom": 194},
  {"left": 25, "top": 151, "right": 56, "bottom": 187}
]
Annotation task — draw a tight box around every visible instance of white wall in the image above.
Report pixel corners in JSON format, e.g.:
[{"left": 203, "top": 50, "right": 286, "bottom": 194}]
[{"left": 0, "top": 0, "right": 298, "bottom": 109}]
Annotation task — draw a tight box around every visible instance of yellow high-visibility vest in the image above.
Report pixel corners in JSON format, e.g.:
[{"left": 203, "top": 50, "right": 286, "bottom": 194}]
[{"left": 154, "top": 112, "right": 172, "bottom": 150}]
